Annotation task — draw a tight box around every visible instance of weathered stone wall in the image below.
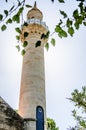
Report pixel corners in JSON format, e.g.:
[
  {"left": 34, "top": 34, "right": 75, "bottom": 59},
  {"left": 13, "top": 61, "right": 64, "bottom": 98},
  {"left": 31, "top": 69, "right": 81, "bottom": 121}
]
[{"left": 0, "top": 96, "right": 24, "bottom": 130}]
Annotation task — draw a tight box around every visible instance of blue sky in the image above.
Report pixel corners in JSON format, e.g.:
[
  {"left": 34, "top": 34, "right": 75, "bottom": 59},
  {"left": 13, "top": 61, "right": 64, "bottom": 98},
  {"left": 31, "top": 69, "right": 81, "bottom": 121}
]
[{"left": 0, "top": 0, "right": 86, "bottom": 130}]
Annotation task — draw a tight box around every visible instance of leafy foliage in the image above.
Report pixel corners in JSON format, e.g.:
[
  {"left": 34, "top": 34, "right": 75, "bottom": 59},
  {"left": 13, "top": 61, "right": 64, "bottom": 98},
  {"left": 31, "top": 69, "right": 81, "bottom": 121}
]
[
  {"left": 12, "top": 14, "right": 20, "bottom": 23},
  {"left": 67, "top": 126, "right": 78, "bottom": 130},
  {"left": 0, "top": 0, "right": 31, "bottom": 31},
  {"left": 47, "top": 118, "right": 59, "bottom": 130},
  {"left": 58, "top": 0, "right": 65, "bottom": 3},
  {"left": 4, "top": 10, "right": 8, "bottom": 16},
  {"left": 16, "top": 35, "right": 20, "bottom": 40},
  {"left": 54, "top": 0, "right": 86, "bottom": 38},
  {"left": 24, "top": 32, "right": 29, "bottom": 38},
  {"left": 1, "top": 24, "right": 7, "bottom": 31},
  {"left": 51, "top": 0, "right": 65, "bottom": 2},
  {"left": 68, "top": 86, "right": 86, "bottom": 129},
  {"left": 0, "top": 0, "right": 86, "bottom": 55},
  {"left": 59, "top": 10, "right": 67, "bottom": 18},
  {"left": 21, "top": 49, "right": 26, "bottom": 55},
  {"left": 68, "top": 27, "right": 74, "bottom": 36},
  {"left": 35, "top": 40, "right": 41, "bottom": 47},
  {"left": 25, "top": 4, "right": 32, "bottom": 8},
  {"left": 71, "top": 87, "right": 86, "bottom": 110},
  {"left": 51, "top": 0, "right": 54, "bottom": 2},
  {"left": 45, "top": 43, "right": 49, "bottom": 51},
  {"left": 0, "top": 15, "right": 3, "bottom": 21},
  {"left": 40, "top": 31, "right": 50, "bottom": 50},
  {"left": 15, "top": 27, "right": 21, "bottom": 34},
  {"left": 6, "top": 18, "right": 12, "bottom": 24},
  {"left": 23, "top": 41, "right": 28, "bottom": 47},
  {"left": 55, "top": 25, "right": 67, "bottom": 38},
  {"left": 41, "top": 31, "right": 50, "bottom": 40},
  {"left": 51, "top": 38, "right": 56, "bottom": 46},
  {"left": 16, "top": 45, "right": 20, "bottom": 52}
]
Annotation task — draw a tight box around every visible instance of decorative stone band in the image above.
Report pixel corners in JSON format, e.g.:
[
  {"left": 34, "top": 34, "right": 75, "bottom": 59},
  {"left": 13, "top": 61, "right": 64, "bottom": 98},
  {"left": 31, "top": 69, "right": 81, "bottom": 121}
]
[
  {"left": 26, "top": 18, "right": 48, "bottom": 30},
  {"left": 24, "top": 118, "right": 37, "bottom": 121}
]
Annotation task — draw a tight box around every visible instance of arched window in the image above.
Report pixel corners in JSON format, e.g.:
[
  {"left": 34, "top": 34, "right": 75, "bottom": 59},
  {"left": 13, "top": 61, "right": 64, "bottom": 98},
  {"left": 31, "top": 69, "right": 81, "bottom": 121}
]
[{"left": 36, "top": 106, "right": 44, "bottom": 130}]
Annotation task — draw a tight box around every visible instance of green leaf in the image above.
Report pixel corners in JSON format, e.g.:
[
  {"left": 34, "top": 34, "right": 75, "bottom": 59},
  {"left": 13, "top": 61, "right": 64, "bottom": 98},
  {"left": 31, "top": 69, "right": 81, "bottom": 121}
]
[
  {"left": 55, "top": 25, "right": 67, "bottom": 38},
  {"left": 1, "top": 24, "right": 7, "bottom": 31},
  {"left": 73, "top": 9, "right": 79, "bottom": 19},
  {"left": 0, "top": 14, "right": 3, "bottom": 21},
  {"left": 46, "top": 31, "right": 50, "bottom": 38},
  {"left": 66, "top": 18, "right": 73, "bottom": 27},
  {"left": 23, "top": 22, "right": 28, "bottom": 26},
  {"left": 12, "top": 14, "right": 20, "bottom": 23},
  {"left": 58, "top": 0, "right": 65, "bottom": 3},
  {"left": 58, "top": 32, "right": 62, "bottom": 38},
  {"left": 12, "top": 14, "right": 17, "bottom": 21},
  {"left": 45, "top": 43, "right": 49, "bottom": 51},
  {"left": 23, "top": 41, "right": 28, "bottom": 47},
  {"left": 9, "top": 5, "right": 15, "bottom": 12},
  {"left": 6, "top": 18, "right": 12, "bottom": 24},
  {"left": 35, "top": 40, "right": 41, "bottom": 47},
  {"left": 15, "top": 27, "right": 21, "bottom": 34},
  {"left": 51, "top": 38, "right": 56, "bottom": 46},
  {"left": 80, "top": 120, "right": 86, "bottom": 127},
  {"left": 55, "top": 25, "right": 62, "bottom": 33},
  {"left": 58, "top": 31, "right": 67, "bottom": 38},
  {"left": 41, "top": 33, "right": 45, "bottom": 39},
  {"left": 4, "top": 10, "right": 8, "bottom": 16},
  {"left": 68, "top": 27, "right": 74, "bottom": 36},
  {"left": 21, "top": 49, "right": 26, "bottom": 55},
  {"left": 24, "top": 32, "right": 29, "bottom": 38},
  {"left": 16, "top": 45, "right": 20, "bottom": 52},
  {"left": 60, "top": 10, "right": 67, "bottom": 18},
  {"left": 58, "top": 19, "right": 63, "bottom": 26},
  {"left": 85, "top": 6, "right": 86, "bottom": 12},
  {"left": 74, "top": 16, "right": 83, "bottom": 29},
  {"left": 18, "top": 1, "right": 21, "bottom": 6},
  {"left": 61, "top": 30, "right": 68, "bottom": 37},
  {"left": 41, "top": 31, "right": 50, "bottom": 39},
  {"left": 77, "top": 16, "right": 83, "bottom": 24},
  {"left": 18, "top": 7, "right": 24, "bottom": 15},
  {"left": 83, "top": 22, "right": 86, "bottom": 26},
  {"left": 78, "top": 2, "right": 83, "bottom": 13},
  {"left": 16, "top": 35, "right": 20, "bottom": 40},
  {"left": 25, "top": 4, "right": 32, "bottom": 8},
  {"left": 51, "top": 0, "right": 54, "bottom": 2},
  {"left": 74, "top": 22, "right": 80, "bottom": 29}
]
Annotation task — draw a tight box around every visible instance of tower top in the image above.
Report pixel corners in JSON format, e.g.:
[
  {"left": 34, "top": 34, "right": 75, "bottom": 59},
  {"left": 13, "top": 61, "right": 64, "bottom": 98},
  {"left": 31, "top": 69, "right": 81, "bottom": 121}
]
[
  {"left": 27, "top": 1, "right": 43, "bottom": 20},
  {"left": 34, "top": 1, "right": 37, "bottom": 8}
]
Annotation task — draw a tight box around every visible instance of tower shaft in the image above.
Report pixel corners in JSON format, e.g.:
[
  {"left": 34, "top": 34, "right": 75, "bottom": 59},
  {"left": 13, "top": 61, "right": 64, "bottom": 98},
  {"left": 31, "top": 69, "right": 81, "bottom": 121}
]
[
  {"left": 18, "top": 3, "right": 48, "bottom": 130},
  {"left": 19, "top": 23, "right": 48, "bottom": 130}
]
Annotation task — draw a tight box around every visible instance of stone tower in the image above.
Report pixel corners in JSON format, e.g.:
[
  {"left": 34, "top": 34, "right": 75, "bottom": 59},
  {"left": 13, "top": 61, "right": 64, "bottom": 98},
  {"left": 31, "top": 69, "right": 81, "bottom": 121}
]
[{"left": 18, "top": 2, "right": 48, "bottom": 130}]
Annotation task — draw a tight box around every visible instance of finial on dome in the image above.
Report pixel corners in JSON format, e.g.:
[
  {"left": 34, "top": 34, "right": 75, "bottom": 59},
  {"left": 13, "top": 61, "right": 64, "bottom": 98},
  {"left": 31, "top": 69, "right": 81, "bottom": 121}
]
[
  {"left": 27, "top": 1, "right": 43, "bottom": 20},
  {"left": 34, "top": 1, "right": 37, "bottom": 8}
]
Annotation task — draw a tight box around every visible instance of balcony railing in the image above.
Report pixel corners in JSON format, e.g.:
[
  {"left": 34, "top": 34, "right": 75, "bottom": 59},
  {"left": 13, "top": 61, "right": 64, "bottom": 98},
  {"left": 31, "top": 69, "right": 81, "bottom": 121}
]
[{"left": 26, "top": 18, "right": 48, "bottom": 30}]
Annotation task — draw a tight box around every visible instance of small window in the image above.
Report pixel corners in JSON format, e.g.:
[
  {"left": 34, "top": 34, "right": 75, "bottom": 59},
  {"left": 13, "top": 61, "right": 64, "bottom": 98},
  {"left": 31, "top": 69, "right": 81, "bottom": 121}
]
[{"left": 31, "top": 17, "right": 34, "bottom": 19}]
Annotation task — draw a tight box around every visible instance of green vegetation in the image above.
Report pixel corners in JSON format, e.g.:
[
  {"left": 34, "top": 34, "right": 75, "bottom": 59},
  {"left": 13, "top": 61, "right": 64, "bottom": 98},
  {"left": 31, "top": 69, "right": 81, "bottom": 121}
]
[
  {"left": 47, "top": 86, "right": 86, "bottom": 130},
  {"left": 0, "top": 0, "right": 86, "bottom": 54},
  {"left": 68, "top": 86, "right": 86, "bottom": 129},
  {"left": 47, "top": 118, "right": 59, "bottom": 130}
]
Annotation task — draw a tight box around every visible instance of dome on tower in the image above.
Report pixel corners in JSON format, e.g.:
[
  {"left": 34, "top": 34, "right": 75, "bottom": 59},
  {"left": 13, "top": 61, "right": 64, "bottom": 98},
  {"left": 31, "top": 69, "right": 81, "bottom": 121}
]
[{"left": 27, "top": 2, "right": 43, "bottom": 20}]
